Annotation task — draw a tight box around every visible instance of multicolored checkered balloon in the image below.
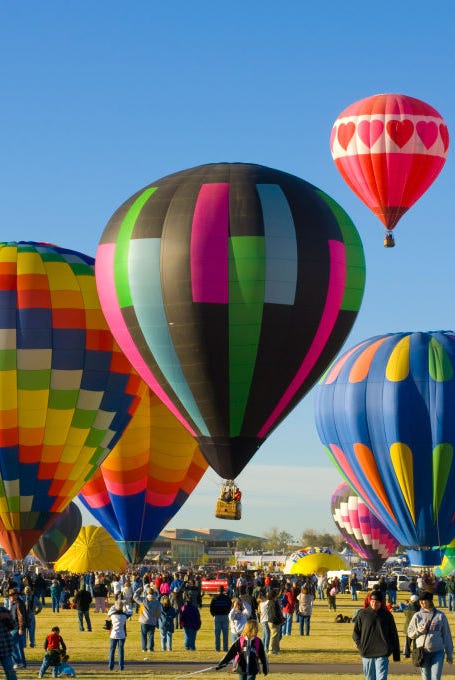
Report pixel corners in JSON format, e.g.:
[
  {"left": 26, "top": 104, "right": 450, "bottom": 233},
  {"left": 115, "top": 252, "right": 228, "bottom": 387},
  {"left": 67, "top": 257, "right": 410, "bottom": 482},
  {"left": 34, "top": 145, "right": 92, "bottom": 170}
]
[{"left": 0, "top": 242, "right": 144, "bottom": 558}]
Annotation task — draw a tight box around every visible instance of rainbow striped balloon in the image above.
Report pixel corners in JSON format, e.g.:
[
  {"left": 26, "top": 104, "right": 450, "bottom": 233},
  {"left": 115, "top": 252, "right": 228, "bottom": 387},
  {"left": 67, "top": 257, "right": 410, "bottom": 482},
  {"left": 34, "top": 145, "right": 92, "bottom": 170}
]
[
  {"left": 0, "top": 242, "right": 143, "bottom": 558},
  {"left": 79, "top": 387, "right": 208, "bottom": 563}
]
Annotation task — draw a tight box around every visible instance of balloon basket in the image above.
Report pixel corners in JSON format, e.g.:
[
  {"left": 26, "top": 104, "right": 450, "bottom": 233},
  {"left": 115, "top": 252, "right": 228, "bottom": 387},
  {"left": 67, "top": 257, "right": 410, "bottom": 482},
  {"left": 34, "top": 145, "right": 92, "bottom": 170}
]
[
  {"left": 215, "top": 499, "right": 241, "bottom": 520},
  {"left": 383, "top": 232, "right": 395, "bottom": 248}
]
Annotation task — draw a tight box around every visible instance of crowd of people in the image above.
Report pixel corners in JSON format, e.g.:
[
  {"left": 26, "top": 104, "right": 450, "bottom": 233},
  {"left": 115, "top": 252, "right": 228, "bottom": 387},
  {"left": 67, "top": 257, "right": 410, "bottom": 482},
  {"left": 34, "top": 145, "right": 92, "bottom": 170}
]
[{"left": 0, "top": 566, "right": 453, "bottom": 678}]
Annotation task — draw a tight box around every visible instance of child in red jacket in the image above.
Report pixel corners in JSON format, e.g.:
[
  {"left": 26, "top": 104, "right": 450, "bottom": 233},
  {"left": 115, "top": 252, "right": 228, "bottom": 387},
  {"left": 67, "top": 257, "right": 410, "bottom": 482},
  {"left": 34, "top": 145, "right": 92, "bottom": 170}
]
[{"left": 38, "top": 626, "right": 67, "bottom": 678}]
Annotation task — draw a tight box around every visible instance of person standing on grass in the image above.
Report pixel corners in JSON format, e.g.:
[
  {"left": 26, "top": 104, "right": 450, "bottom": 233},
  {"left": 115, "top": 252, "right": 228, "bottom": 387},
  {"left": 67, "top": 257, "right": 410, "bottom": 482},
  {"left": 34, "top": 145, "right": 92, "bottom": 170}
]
[
  {"left": 210, "top": 586, "right": 232, "bottom": 652},
  {"left": 179, "top": 594, "right": 201, "bottom": 651},
  {"left": 73, "top": 585, "right": 92, "bottom": 632},
  {"left": 407, "top": 590, "right": 453, "bottom": 680},
  {"left": 50, "top": 580, "right": 62, "bottom": 614},
  {"left": 9, "top": 589, "right": 27, "bottom": 670},
  {"left": 0, "top": 604, "right": 17, "bottom": 680},
  {"left": 158, "top": 595, "right": 176, "bottom": 651},
  {"left": 107, "top": 600, "right": 131, "bottom": 672},
  {"left": 353, "top": 590, "right": 400, "bottom": 680},
  {"left": 297, "top": 586, "right": 314, "bottom": 636}
]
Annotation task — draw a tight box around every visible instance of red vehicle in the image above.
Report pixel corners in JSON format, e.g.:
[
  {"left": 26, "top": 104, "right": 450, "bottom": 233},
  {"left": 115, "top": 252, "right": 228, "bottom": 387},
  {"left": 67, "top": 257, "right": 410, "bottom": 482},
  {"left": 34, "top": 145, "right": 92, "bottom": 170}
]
[{"left": 200, "top": 572, "right": 230, "bottom": 594}]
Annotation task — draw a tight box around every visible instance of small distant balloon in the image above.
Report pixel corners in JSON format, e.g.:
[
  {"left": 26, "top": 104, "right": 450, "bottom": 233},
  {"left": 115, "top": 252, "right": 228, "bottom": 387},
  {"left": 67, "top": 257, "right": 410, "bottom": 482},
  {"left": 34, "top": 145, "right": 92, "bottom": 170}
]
[{"left": 331, "top": 481, "right": 399, "bottom": 572}]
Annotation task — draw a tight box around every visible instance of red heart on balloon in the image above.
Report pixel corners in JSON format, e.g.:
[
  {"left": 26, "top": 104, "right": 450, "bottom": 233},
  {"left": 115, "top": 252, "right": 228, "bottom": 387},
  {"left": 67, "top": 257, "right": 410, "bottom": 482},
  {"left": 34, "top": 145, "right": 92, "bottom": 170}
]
[
  {"left": 416, "top": 121, "right": 438, "bottom": 149},
  {"left": 337, "top": 122, "right": 355, "bottom": 150},
  {"left": 357, "top": 120, "right": 384, "bottom": 148},
  {"left": 386, "top": 119, "right": 414, "bottom": 148},
  {"left": 439, "top": 124, "right": 450, "bottom": 152}
]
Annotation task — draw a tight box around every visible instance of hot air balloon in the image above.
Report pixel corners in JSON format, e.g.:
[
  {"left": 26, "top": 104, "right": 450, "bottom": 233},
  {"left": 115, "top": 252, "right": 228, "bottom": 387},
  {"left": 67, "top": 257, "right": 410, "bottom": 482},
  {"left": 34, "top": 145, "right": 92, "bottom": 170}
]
[
  {"left": 315, "top": 330, "right": 455, "bottom": 566},
  {"left": 0, "top": 241, "right": 144, "bottom": 559},
  {"left": 330, "top": 93, "right": 449, "bottom": 247},
  {"left": 331, "top": 481, "right": 399, "bottom": 572},
  {"left": 96, "top": 162, "right": 365, "bottom": 491},
  {"left": 54, "top": 525, "right": 126, "bottom": 573},
  {"left": 285, "top": 547, "right": 347, "bottom": 574},
  {"left": 32, "top": 502, "right": 82, "bottom": 566},
  {"left": 79, "top": 387, "right": 208, "bottom": 563}
]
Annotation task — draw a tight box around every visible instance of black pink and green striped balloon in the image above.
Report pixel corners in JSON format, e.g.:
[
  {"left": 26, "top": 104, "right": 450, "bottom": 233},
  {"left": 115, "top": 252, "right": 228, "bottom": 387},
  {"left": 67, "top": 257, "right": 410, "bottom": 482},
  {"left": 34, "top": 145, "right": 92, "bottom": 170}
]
[{"left": 96, "top": 163, "right": 365, "bottom": 478}]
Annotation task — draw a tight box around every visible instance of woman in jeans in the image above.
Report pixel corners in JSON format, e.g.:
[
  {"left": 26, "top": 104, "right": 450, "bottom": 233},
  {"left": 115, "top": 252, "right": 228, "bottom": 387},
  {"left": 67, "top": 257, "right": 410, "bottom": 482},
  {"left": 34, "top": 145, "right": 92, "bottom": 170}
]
[
  {"left": 258, "top": 595, "right": 272, "bottom": 653},
  {"left": 297, "top": 586, "right": 314, "bottom": 636},
  {"left": 107, "top": 601, "right": 132, "bottom": 672},
  {"left": 407, "top": 591, "right": 453, "bottom": 680}
]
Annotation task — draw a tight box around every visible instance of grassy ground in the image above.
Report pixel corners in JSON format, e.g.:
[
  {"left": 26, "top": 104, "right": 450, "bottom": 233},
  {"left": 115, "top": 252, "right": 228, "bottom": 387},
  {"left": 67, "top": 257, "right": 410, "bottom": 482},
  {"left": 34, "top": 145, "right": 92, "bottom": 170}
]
[{"left": 10, "top": 590, "right": 450, "bottom": 678}]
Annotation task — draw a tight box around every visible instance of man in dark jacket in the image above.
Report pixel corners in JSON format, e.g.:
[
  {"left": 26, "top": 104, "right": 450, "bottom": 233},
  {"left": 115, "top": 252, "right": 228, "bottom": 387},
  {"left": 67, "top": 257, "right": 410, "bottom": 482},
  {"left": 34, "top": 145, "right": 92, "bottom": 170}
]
[
  {"left": 73, "top": 586, "right": 92, "bottom": 632},
  {"left": 353, "top": 590, "right": 400, "bottom": 680},
  {"left": 210, "top": 586, "right": 232, "bottom": 652}
]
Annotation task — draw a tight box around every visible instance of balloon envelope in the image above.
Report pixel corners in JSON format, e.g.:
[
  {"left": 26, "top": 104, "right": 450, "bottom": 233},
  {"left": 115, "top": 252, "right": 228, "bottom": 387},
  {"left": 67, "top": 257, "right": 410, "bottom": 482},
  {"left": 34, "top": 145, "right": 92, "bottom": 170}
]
[
  {"left": 96, "top": 163, "right": 365, "bottom": 479},
  {"left": 331, "top": 93, "right": 449, "bottom": 234},
  {"left": 331, "top": 481, "right": 399, "bottom": 571},
  {"left": 0, "top": 242, "right": 143, "bottom": 558},
  {"left": 32, "top": 502, "right": 82, "bottom": 566},
  {"left": 54, "top": 525, "right": 126, "bottom": 573},
  {"left": 79, "top": 387, "right": 208, "bottom": 563},
  {"left": 286, "top": 547, "right": 347, "bottom": 574},
  {"left": 315, "top": 330, "right": 455, "bottom": 566}
]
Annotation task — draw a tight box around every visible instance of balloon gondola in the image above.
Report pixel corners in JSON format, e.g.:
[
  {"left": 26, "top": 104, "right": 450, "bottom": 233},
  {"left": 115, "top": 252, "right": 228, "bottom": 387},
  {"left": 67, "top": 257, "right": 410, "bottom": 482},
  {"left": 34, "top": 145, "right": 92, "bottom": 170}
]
[
  {"left": 331, "top": 93, "right": 449, "bottom": 246},
  {"left": 96, "top": 162, "right": 366, "bottom": 501},
  {"left": 215, "top": 480, "right": 242, "bottom": 520}
]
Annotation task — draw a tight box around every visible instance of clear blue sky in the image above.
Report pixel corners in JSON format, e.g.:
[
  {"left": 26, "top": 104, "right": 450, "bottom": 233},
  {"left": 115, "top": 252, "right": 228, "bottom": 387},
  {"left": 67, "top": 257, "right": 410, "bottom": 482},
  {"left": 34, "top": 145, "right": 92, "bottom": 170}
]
[{"left": 2, "top": 1, "right": 455, "bottom": 540}]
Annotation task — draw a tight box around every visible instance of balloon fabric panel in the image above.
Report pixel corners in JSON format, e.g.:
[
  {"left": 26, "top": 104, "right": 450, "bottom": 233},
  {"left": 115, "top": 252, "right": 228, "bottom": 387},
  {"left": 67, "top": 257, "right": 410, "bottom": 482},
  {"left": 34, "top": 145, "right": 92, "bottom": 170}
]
[
  {"left": 316, "top": 331, "right": 455, "bottom": 565},
  {"left": 97, "top": 163, "right": 365, "bottom": 479},
  {"left": 32, "top": 502, "right": 82, "bottom": 565},
  {"left": 0, "top": 242, "right": 143, "bottom": 558}
]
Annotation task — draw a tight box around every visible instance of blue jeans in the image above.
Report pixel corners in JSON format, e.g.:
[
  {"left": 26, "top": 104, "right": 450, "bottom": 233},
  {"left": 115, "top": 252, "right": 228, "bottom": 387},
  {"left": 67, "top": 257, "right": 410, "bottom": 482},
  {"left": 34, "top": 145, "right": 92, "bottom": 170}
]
[
  {"left": 160, "top": 630, "right": 173, "bottom": 650},
  {"left": 351, "top": 587, "right": 358, "bottom": 601},
  {"left": 437, "top": 595, "right": 446, "bottom": 608},
  {"left": 448, "top": 593, "right": 455, "bottom": 611},
  {"left": 420, "top": 649, "right": 445, "bottom": 680},
  {"left": 214, "top": 615, "right": 229, "bottom": 651},
  {"left": 77, "top": 610, "right": 92, "bottom": 631},
  {"left": 317, "top": 586, "right": 325, "bottom": 600},
  {"left": 261, "top": 623, "right": 270, "bottom": 652},
  {"left": 39, "top": 653, "right": 60, "bottom": 678},
  {"left": 51, "top": 595, "right": 60, "bottom": 613},
  {"left": 26, "top": 614, "right": 36, "bottom": 647},
  {"left": 183, "top": 627, "right": 197, "bottom": 650},
  {"left": 283, "top": 612, "right": 293, "bottom": 635},
  {"left": 299, "top": 614, "right": 311, "bottom": 635},
  {"left": 11, "top": 629, "right": 26, "bottom": 667},
  {"left": 140, "top": 623, "right": 156, "bottom": 651},
  {"left": 0, "top": 654, "right": 17, "bottom": 680},
  {"left": 362, "top": 656, "right": 388, "bottom": 680},
  {"left": 109, "top": 637, "right": 125, "bottom": 670}
]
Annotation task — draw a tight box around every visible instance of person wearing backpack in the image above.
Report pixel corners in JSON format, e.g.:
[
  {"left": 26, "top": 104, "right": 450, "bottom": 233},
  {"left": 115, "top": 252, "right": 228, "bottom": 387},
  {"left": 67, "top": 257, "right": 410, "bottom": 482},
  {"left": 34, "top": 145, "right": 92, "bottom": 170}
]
[{"left": 216, "top": 619, "right": 268, "bottom": 680}]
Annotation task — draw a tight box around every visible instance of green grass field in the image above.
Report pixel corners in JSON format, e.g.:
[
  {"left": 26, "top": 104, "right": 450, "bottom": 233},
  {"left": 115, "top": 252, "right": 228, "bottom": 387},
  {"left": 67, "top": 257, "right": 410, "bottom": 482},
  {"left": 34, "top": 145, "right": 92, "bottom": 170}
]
[{"left": 8, "top": 590, "right": 452, "bottom": 678}]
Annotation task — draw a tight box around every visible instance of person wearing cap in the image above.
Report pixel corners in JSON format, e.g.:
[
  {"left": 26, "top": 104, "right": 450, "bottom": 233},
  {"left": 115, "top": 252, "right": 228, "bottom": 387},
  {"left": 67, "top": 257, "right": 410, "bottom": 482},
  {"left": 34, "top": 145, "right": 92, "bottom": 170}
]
[
  {"left": 403, "top": 595, "right": 420, "bottom": 658},
  {"left": 407, "top": 590, "right": 453, "bottom": 679},
  {"left": 353, "top": 590, "right": 400, "bottom": 680}
]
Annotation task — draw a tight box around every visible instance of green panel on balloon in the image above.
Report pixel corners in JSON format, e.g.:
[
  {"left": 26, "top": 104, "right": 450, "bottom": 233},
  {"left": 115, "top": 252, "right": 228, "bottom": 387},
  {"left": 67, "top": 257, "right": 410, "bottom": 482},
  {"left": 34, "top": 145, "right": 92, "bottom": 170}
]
[
  {"left": 48, "top": 391, "right": 79, "bottom": 409},
  {"left": 429, "top": 339, "right": 453, "bottom": 382},
  {"left": 316, "top": 190, "right": 365, "bottom": 311},
  {"left": 0, "top": 351, "right": 16, "bottom": 370},
  {"left": 18, "top": 370, "right": 50, "bottom": 390},
  {"left": 433, "top": 443, "right": 453, "bottom": 516},
  {"left": 228, "top": 236, "right": 265, "bottom": 436},
  {"left": 115, "top": 187, "right": 157, "bottom": 309}
]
